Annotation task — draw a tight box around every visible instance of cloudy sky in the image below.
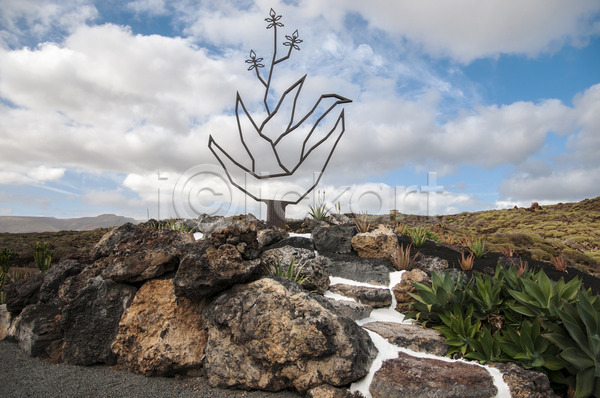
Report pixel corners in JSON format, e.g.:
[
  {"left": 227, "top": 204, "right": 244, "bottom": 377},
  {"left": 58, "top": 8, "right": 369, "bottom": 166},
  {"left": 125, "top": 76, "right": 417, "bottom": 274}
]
[{"left": 1, "top": 0, "right": 599, "bottom": 220}]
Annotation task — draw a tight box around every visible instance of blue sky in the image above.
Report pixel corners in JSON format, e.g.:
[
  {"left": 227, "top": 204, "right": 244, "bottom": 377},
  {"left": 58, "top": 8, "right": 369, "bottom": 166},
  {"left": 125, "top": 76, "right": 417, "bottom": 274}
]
[{"left": 1, "top": 0, "right": 599, "bottom": 220}]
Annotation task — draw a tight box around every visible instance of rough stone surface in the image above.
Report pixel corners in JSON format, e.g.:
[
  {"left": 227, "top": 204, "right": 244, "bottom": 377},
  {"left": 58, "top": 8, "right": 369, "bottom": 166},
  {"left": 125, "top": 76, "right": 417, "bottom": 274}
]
[
  {"left": 327, "top": 213, "right": 353, "bottom": 225},
  {"left": 351, "top": 225, "right": 399, "bottom": 259},
  {"left": 329, "top": 284, "right": 392, "bottom": 308},
  {"left": 61, "top": 276, "right": 136, "bottom": 366},
  {"left": 312, "top": 225, "right": 356, "bottom": 254},
  {"left": 5, "top": 273, "right": 44, "bottom": 316},
  {"left": 489, "top": 362, "right": 559, "bottom": 398},
  {"left": 92, "top": 222, "right": 138, "bottom": 260},
  {"left": 174, "top": 241, "right": 261, "bottom": 300},
  {"left": 196, "top": 214, "right": 226, "bottom": 235},
  {"left": 362, "top": 322, "right": 448, "bottom": 356},
  {"left": 208, "top": 219, "right": 260, "bottom": 260},
  {"left": 370, "top": 352, "right": 497, "bottom": 398},
  {"left": 261, "top": 246, "right": 330, "bottom": 294},
  {"left": 305, "top": 384, "right": 357, "bottom": 398},
  {"left": 266, "top": 236, "right": 316, "bottom": 251},
  {"left": 326, "top": 254, "right": 394, "bottom": 286},
  {"left": 0, "top": 304, "right": 10, "bottom": 340},
  {"left": 411, "top": 253, "right": 449, "bottom": 274},
  {"left": 38, "top": 259, "right": 84, "bottom": 305},
  {"left": 7, "top": 303, "right": 62, "bottom": 358},
  {"left": 58, "top": 262, "right": 104, "bottom": 304},
  {"left": 301, "top": 217, "right": 329, "bottom": 232},
  {"left": 257, "top": 227, "right": 288, "bottom": 248},
  {"left": 98, "top": 225, "right": 195, "bottom": 284},
  {"left": 324, "top": 298, "right": 373, "bottom": 321},
  {"left": 203, "top": 277, "right": 378, "bottom": 393},
  {"left": 393, "top": 268, "right": 429, "bottom": 312},
  {"left": 111, "top": 279, "right": 207, "bottom": 376}
]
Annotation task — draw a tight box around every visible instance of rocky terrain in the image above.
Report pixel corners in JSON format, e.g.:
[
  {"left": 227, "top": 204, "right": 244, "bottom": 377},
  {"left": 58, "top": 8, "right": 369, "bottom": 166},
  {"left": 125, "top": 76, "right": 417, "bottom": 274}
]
[{"left": 0, "top": 197, "right": 599, "bottom": 397}]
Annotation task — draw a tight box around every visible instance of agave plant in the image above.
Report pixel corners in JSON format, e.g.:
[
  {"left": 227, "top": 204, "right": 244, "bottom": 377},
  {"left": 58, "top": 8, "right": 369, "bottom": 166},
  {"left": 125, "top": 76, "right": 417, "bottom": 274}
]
[
  {"left": 208, "top": 9, "right": 351, "bottom": 225},
  {"left": 435, "top": 304, "right": 482, "bottom": 357},
  {"left": 545, "top": 292, "right": 600, "bottom": 398}
]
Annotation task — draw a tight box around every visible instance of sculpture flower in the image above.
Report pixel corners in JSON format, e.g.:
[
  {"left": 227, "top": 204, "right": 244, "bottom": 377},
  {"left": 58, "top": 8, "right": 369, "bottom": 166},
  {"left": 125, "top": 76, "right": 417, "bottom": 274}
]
[{"left": 208, "top": 9, "right": 351, "bottom": 226}]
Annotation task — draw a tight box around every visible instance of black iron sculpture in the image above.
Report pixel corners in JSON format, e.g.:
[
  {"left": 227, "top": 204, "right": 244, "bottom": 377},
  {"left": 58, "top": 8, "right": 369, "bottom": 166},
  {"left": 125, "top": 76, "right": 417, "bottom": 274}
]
[{"left": 208, "top": 9, "right": 351, "bottom": 228}]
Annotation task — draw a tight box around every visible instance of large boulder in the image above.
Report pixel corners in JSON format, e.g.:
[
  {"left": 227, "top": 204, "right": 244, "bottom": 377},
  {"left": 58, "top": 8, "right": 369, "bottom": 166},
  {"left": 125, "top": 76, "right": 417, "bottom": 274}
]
[
  {"left": 261, "top": 246, "right": 330, "bottom": 294},
  {"left": 312, "top": 225, "right": 356, "bottom": 254},
  {"left": 351, "top": 225, "right": 399, "bottom": 259},
  {"left": 362, "top": 322, "right": 448, "bottom": 356},
  {"left": 5, "top": 273, "right": 44, "bottom": 316},
  {"left": 112, "top": 279, "right": 207, "bottom": 376},
  {"left": 174, "top": 241, "right": 261, "bottom": 300},
  {"left": 257, "top": 227, "right": 288, "bottom": 248},
  {"left": 489, "top": 362, "right": 558, "bottom": 398},
  {"left": 202, "top": 277, "right": 378, "bottom": 393},
  {"left": 329, "top": 284, "right": 392, "bottom": 308},
  {"left": 38, "top": 259, "right": 84, "bottom": 305},
  {"left": 7, "top": 303, "right": 62, "bottom": 358},
  {"left": 97, "top": 224, "right": 195, "bottom": 284},
  {"left": 370, "top": 352, "right": 497, "bottom": 398},
  {"left": 265, "top": 236, "right": 316, "bottom": 251},
  {"left": 61, "top": 276, "right": 136, "bottom": 366}
]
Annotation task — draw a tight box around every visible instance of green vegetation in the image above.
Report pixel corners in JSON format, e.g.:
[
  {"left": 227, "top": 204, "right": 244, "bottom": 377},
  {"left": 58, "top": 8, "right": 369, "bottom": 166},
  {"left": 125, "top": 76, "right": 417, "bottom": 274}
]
[
  {"left": 404, "top": 264, "right": 600, "bottom": 397},
  {"left": 390, "top": 243, "right": 416, "bottom": 270},
  {"left": 307, "top": 190, "right": 330, "bottom": 221},
  {"left": 144, "top": 219, "right": 196, "bottom": 233},
  {"left": 32, "top": 241, "right": 52, "bottom": 272},
  {"left": 264, "top": 257, "right": 308, "bottom": 286},
  {"left": 352, "top": 212, "right": 371, "bottom": 233}
]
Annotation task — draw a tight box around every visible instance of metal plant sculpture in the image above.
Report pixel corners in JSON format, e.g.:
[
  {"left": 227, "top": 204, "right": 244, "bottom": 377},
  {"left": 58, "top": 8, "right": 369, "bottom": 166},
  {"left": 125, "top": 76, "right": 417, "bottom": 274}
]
[{"left": 208, "top": 9, "right": 351, "bottom": 227}]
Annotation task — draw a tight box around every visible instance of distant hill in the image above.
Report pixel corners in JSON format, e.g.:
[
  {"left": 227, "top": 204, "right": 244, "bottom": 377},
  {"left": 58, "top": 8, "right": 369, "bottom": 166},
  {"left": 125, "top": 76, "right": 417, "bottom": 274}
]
[{"left": 0, "top": 214, "right": 139, "bottom": 233}]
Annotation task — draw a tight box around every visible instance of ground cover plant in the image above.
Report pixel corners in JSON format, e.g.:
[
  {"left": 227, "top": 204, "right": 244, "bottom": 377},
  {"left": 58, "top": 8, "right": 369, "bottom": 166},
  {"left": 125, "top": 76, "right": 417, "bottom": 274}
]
[{"left": 404, "top": 263, "right": 600, "bottom": 397}]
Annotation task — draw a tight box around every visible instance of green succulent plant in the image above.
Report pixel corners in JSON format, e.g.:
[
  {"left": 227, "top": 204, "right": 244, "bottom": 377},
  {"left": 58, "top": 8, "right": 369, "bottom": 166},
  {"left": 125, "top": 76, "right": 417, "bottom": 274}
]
[
  {"left": 32, "top": 241, "right": 52, "bottom": 273},
  {"left": 264, "top": 257, "right": 309, "bottom": 286},
  {"left": 468, "top": 273, "right": 504, "bottom": 320},
  {"left": 407, "top": 227, "right": 428, "bottom": 248},
  {"left": 545, "top": 292, "right": 600, "bottom": 398},
  {"left": 406, "top": 271, "right": 469, "bottom": 326},
  {"left": 465, "top": 326, "right": 505, "bottom": 364},
  {"left": 435, "top": 304, "right": 482, "bottom": 357}
]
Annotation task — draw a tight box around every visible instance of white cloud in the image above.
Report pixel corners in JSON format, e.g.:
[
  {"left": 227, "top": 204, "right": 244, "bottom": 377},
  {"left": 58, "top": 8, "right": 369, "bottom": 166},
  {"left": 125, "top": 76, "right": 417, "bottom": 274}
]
[
  {"left": 0, "top": 165, "right": 65, "bottom": 185},
  {"left": 0, "top": 0, "right": 97, "bottom": 47},
  {"left": 127, "top": 0, "right": 167, "bottom": 16}
]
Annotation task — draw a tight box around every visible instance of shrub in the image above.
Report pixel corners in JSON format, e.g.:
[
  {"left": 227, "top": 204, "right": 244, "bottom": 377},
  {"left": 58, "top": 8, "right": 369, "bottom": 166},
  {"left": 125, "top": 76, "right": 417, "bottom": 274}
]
[
  {"left": 0, "top": 248, "right": 14, "bottom": 305},
  {"left": 307, "top": 190, "right": 330, "bottom": 221},
  {"left": 32, "top": 242, "right": 52, "bottom": 272},
  {"left": 465, "top": 236, "right": 488, "bottom": 258},
  {"left": 550, "top": 255, "right": 568, "bottom": 272}
]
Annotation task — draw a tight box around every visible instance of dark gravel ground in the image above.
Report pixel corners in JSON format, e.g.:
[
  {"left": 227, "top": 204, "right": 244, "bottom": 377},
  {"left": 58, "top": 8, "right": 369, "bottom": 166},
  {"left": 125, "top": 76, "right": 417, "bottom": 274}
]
[{"left": 0, "top": 340, "right": 301, "bottom": 398}]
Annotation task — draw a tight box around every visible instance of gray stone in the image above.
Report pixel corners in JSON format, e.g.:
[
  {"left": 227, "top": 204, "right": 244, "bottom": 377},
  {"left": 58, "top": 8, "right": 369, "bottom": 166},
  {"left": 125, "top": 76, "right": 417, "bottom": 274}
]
[
  {"left": 324, "top": 298, "right": 373, "bottom": 321},
  {"left": 326, "top": 254, "right": 394, "bottom": 286},
  {"left": 266, "top": 236, "right": 316, "bottom": 251},
  {"left": 261, "top": 246, "right": 330, "bottom": 294},
  {"left": 329, "top": 284, "right": 392, "bottom": 308},
  {"left": 174, "top": 241, "right": 261, "bottom": 300},
  {"left": 5, "top": 273, "right": 44, "bottom": 316},
  {"left": 257, "top": 227, "right": 288, "bottom": 247},
  {"left": 362, "top": 322, "right": 448, "bottom": 356},
  {"left": 8, "top": 303, "right": 62, "bottom": 358},
  {"left": 61, "top": 276, "right": 136, "bottom": 366},
  {"left": 312, "top": 224, "right": 356, "bottom": 254},
  {"left": 412, "top": 253, "right": 449, "bottom": 274},
  {"left": 98, "top": 225, "right": 195, "bottom": 284},
  {"left": 38, "top": 259, "right": 84, "bottom": 305},
  {"left": 370, "top": 352, "right": 497, "bottom": 398},
  {"left": 203, "top": 277, "right": 377, "bottom": 393},
  {"left": 327, "top": 213, "right": 353, "bottom": 225}
]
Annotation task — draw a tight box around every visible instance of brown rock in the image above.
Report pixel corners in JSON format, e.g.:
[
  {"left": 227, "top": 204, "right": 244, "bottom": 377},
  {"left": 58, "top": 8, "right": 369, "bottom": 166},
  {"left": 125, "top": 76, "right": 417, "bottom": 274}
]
[
  {"left": 306, "top": 384, "right": 359, "bottom": 398},
  {"left": 325, "top": 298, "right": 373, "bottom": 321},
  {"left": 362, "top": 322, "right": 448, "bottom": 356},
  {"left": 351, "top": 225, "right": 399, "bottom": 259},
  {"left": 393, "top": 268, "right": 429, "bottom": 312},
  {"left": 489, "top": 362, "right": 559, "bottom": 398},
  {"left": 202, "top": 277, "right": 377, "bottom": 393},
  {"left": 5, "top": 273, "right": 44, "bottom": 316},
  {"left": 112, "top": 279, "right": 207, "bottom": 376},
  {"left": 329, "top": 284, "right": 392, "bottom": 308},
  {"left": 97, "top": 224, "right": 195, "bottom": 284},
  {"left": 370, "top": 352, "right": 497, "bottom": 398},
  {"left": 0, "top": 304, "right": 10, "bottom": 340},
  {"left": 208, "top": 220, "right": 260, "bottom": 260}
]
